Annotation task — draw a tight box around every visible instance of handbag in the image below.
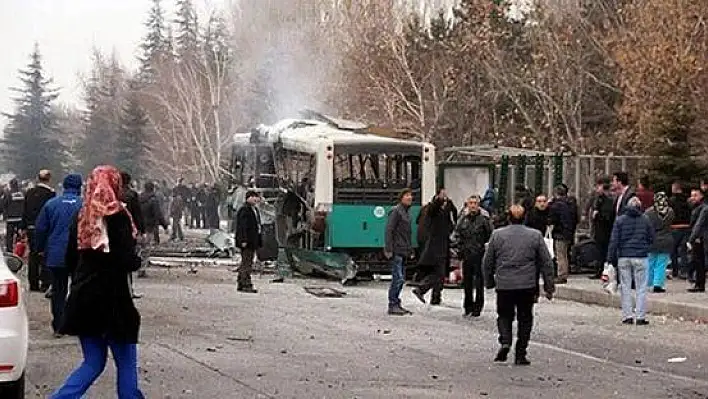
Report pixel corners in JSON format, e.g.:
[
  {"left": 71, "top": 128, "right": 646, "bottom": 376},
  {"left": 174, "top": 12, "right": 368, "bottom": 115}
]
[{"left": 544, "top": 227, "right": 555, "bottom": 258}]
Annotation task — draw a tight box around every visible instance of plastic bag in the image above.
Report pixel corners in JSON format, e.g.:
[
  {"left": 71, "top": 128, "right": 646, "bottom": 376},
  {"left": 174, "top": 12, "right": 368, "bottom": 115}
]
[
  {"left": 544, "top": 227, "right": 555, "bottom": 258},
  {"left": 601, "top": 262, "right": 617, "bottom": 294}
]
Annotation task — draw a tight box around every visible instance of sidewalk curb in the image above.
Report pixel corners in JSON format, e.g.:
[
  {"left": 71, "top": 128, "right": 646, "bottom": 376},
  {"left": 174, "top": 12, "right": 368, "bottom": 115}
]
[{"left": 555, "top": 285, "right": 708, "bottom": 321}]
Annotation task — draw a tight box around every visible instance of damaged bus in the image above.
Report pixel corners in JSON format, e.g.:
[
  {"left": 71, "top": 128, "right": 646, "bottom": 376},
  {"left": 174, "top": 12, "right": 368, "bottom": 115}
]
[{"left": 229, "top": 113, "right": 436, "bottom": 275}]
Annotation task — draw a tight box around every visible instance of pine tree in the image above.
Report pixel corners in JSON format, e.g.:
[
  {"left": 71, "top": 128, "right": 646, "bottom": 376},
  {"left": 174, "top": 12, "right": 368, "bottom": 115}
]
[
  {"left": 647, "top": 102, "right": 705, "bottom": 190},
  {"left": 1, "top": 43, "right": 66, "bottom": 178},
  {"left": 138, "top": 0, "right": 167, "bottom": 82},
  {"left": 203, "top": 13, "right": 231, "bottom": 72},
  {"left": 174, "top": 0, "right": 199, "bottom": 61},
  {"left": 115, "top": 80, "right": 148, "bottom": 177}
]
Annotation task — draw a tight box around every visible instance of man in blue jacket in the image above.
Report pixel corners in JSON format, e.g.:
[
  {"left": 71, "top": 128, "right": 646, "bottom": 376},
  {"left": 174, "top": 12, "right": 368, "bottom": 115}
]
[{"left": 35, "top": 174, "right": 83, "bottom": 337}]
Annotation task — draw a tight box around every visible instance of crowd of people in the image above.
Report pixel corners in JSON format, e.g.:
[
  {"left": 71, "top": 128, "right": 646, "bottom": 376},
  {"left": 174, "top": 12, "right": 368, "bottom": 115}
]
[{"left": 384, "top": 171, "right": 708, "bottom": 364}]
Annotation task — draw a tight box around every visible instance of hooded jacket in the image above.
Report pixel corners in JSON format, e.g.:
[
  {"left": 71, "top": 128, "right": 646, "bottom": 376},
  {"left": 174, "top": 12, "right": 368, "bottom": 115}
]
[
  {"left": 35, "top": 174, "right": 83, "bottom": 268},
  {"left": 606, "top": 206, "right": 655, "bottom": 265}
]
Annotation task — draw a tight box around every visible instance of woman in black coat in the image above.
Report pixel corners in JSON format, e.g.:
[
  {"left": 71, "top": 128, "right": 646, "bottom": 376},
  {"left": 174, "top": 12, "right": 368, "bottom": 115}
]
[
  {"left": 413, "top": 194, "right": 451, "bottom": 304},
  {"left": 51, "top": 166, "right": 144, "bottom": 399}
]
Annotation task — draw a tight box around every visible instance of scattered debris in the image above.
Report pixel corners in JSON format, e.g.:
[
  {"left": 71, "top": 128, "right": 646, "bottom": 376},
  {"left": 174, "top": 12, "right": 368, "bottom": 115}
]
[
  {"left": 668, "top": 357, "right": 687, "bottom": 363},
  {"left": 288, "top": 248, "right": 358, "bottom": 284},
  {"left": 280, "top": 349, "right": 288, "bottom": 354},
  {"left": 431, "top": 375, "right": 439, "bottom": 380},
  {"left": 226, "top": 336, "right": 253, "bottom": 342},
  {"left": 303, "top": 286, "right": 347, "bottom": 298},
  {"left": 206, "top": 347, "right": 217, "bottom": 352}
]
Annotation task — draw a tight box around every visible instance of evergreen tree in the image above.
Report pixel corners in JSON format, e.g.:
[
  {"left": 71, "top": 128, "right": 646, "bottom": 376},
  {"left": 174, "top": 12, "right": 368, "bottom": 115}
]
[
  {"left": 138, "top": 0, "right": 167, "bottom": 82},
  {"left": 174, "top": 0, "right": 199, "bottom": 61},
  {"left": 647, "top": 102, "right": 704, "bottom": 190},
  {"left": 203, "top": 13, "right": 232, "bottom": 72},
  {"left": 2, "top": 43, "right": 66, "bottom": 178},
  {"left": 115, "top": 80, "right": 148, "bottom": 177}
]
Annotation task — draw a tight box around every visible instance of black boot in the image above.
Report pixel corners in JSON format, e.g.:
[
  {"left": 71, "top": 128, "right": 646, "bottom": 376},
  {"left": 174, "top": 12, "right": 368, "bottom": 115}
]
[
  {"left": 515, "top": 347, "right": 530, "bottom": 366},
  {"left": 494, "top": 345, "right": 510, "bottom": 362}
]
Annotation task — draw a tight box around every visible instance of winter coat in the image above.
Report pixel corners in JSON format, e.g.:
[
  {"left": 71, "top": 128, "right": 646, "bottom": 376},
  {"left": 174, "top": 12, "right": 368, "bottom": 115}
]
[
  {"left": 645, "top": 207, "right": 674, "bottom": 253},
  {"left": 607, "top": 207, "right": 655, "bottom": 265},
  {"left": 35, "top": 190, "right": 83, "bottom": 268},
  {"left": 524, "top": 207, "right": 549, "bottom": 234},
  {"left": 2, "top": 188, "right": 25, "bottom": 223},
  {"left": 122, "top": 187, "right": 145, "bottom": 235},
  {"left": 384, "top": 204, "right": 412, "bottom": 257},
  {"left": 669, "top": 192, "right": 691, "bottom": 227},
  {"left": 21, "top": 183, "right": 55, "bottom": 229},
  {"left": 455, "top": 210, "right": 492, "bottom": 258},
  {"left": 170, "top": 196, "right": 185, "bottom": 219},
  {"left": 592, "top": 192, "right": 615, "bottom": 246},
  {"left": 549, "top": 196, "right": 575, "bottom": 242},
  {"left": 235, "top": 203, "right": 262, "bottom": 250},
  {"left": 612, "top": 187, "right": 637, "bottom": 221},
  {"left": 482, "top": 223, "right": 555, "bottom": 293},
  {"left": 417, "top": 198, "right": 451, "bottom": 268},
  {"left": 60, "top": 211, "right": 142, "bottom": 343},
  {"left": 689, "top": 202, "right": 708, "bottom": 244},
  {"left": 140, "top": 191, "right": 168, "bottom": 232}
]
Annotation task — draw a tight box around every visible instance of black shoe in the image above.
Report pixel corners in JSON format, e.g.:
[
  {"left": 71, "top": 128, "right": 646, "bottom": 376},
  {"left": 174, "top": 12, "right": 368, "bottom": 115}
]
[
  {"left": 387, "top": 306, "right": 410, "bottom": 316},
  {"left": 636, "top": 319, "right": 649, "bottom": 326},
  {"left": 271, "top": 277, "right": 285, "bottom": 283},
  {"left": 430, "top": 299, "right": 441, "bottom": 306},
  {"left": 622, "top": 318, "right": 634, "bottom": 325},
  {"left": 464, "top": 311, "right": 481, "bottom": 318},
  {"left": 494, "top": 346, "right": 510, "bottom": 362},
  {"left": 652, "top": 286, "right": 665, "bottom": 293},
  {"left": 237, "top": 287, "right": 258, "bottom": 293},
  {"left": 514, "top": 356, "right": 531, "bottom": 366},
  {"left": 687, "top": 287, "right": 705, "bottom": 293},
  {"left": 412, "top": 288, "right": 426, "bottom": 304}
]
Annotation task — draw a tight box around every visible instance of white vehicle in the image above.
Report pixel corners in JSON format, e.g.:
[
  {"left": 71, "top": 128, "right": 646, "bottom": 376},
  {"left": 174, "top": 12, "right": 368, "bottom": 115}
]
[{"left": 0, "top": 253, "right": 27, "bottom": 398}]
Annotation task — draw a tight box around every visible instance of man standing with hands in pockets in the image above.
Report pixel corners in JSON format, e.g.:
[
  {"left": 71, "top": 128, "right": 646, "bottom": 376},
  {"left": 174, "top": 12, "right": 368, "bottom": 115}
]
[{"left": 385, "top": 188, "right": 414, "bottom": 316}]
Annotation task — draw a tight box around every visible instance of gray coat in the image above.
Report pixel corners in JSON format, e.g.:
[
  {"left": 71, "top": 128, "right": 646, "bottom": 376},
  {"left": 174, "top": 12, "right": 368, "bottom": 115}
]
[
  {"left": 645, "top": 207, "right": 674, "bottom": 253},
  {"left": 482, "top": 224, "right": 555, "bottom": 293},
  {"left": 384, "top": 204, "right": 412, "bottom": 256}
]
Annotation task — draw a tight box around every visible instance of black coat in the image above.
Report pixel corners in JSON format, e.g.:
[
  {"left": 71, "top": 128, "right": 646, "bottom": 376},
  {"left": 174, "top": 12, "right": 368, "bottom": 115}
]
[
  {"left": 122, "top": 187, "right": 145, "bottom": 234},
  {"left": 524, "top": 207, "right": 549, "bottom": 234},
  {"left": 140, "top": 192, "right": 167, "bottom": 231},
  {"left": 549, "top": 197, "right": 574, "bottom": 241},
  {"left": 235, "top": 204, "right": 262, "bottom": 250},
  {"left": 612, "top": 188, "right": 637, "bottom": 223},
  {"left": 61, "top": 211, "right": 142, "bottom": 343},
  {"left": 593, "top": 192, "right": 614, "bottom": 245},
  {"left": 21, "top": 184, "right": 55, "bottom": 229},
  {"left": 417, "top": 199, "right": 450, "bottom": 268}
]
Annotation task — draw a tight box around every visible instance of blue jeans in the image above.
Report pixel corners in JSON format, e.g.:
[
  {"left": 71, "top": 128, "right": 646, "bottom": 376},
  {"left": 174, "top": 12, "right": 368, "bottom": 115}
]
[
  {"left": 388, "top": 255, "right": 405, "bottom": 308},
  {"left": 647, "top": 252, "right": 670, "bottom": 288},
  {"left": 618, "top": 258, "right": 648, "bottom": 321},
  {"left": 51, "top": 337, "right": 144, "bottom": 399}
]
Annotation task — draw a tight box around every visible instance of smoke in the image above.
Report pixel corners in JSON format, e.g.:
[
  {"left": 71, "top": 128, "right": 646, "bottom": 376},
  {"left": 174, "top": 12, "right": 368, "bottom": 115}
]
[{"left": 231, "top": 0, "right": 342, "bottom": 124}]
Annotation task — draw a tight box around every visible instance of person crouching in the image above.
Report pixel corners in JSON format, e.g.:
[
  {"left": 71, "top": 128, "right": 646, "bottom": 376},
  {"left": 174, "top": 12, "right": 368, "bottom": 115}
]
[{"left": 483, "top": 205, "right": 555, "bottom": 365}]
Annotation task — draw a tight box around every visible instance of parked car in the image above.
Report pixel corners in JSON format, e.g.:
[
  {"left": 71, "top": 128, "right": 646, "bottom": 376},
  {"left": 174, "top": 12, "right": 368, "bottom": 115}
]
[{"left": 0, "top": 253, "right": 27, "bottom": 398}]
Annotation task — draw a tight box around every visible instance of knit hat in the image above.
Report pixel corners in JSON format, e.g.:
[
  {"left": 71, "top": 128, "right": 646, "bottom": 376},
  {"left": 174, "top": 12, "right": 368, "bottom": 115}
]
[{"left": 63, "top": 174, "right": 83, "bottom": 190}]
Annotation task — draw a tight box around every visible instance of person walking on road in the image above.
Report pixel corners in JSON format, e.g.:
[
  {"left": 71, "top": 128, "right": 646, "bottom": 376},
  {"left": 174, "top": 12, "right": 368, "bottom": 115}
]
[
  {"left": 35, "top": 174, "right": 83, "bottom": 337},
  {"left": 483, "top": 205, "right": 555, "bottom": 365},
  {"left": 645, "top": 192, "right": 674, "bottom": 293},
  {"left": 384, "top": 188, "right": 414, "bottom": 315},
  {"left": 22, "top": 169, "right": 56, "bottom": 292},
  {"left": 455, "top": 195, "right": 493, "bottom": 318},
  {"left": 51, "top": 165, "right": 144, "bottom": 399},
  {"left": 413, "top": 191, "right": 452, "bottom": 305},
  {"left": 234, "top": 190, "right": 262, "bottom": 293},
  {"left": 607, "top": 196, "right": 655, "bottom": 325}
]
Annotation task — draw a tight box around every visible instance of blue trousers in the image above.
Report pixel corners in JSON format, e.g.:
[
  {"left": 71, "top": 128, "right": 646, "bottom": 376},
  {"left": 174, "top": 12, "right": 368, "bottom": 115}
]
[
  {"left": 388, "top": 255, "right": 405, "bottom": 308},
  {"left": 51, "top": 336, "right": 144, "bottom": 399},
  {"left": 647, "top": 252, "right": 670, "bottom": 288}
]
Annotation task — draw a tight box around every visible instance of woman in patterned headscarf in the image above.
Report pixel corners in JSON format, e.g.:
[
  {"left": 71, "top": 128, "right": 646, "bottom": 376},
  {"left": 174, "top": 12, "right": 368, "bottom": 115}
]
[
  {"left": 51, "top": 166, "right": 145, "bottom": 399},
  {"left": 645, "top": 192, "right": 675, "bottom": 293}
]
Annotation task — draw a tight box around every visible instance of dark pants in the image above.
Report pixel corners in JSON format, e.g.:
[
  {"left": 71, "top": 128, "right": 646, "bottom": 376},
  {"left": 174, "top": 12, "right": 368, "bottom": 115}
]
[
  {"left": 693, "top": 242, "right": 706, "bottom": 289},
  {"left": 593, "top": 236, "right": 610, "bottom": 277},
  {"left": 27, "top": 228, "right": 50, "bottom": 291},
  {"left": 388, "top": 255, "right": 405, "bottom": 308},
  {"left": 189, "top": 206, "right": 199, "bottom": 228},
  {"left": 238, "top": 248, "right": 255, "bottom": 288},
  {"left": 462, "top": 253, "right": 484, "bottom": 315},
  {"left": 417, "top": 261, "right": 445, "bottom": 303},
  {"left": 5, "top": 221, "right": 19, "bottom": 253},
  {"left": 170, "top": 217, "right": 184, "bottom": 240},
  {"left": 496, "top": 288, "right": 535, "bottom": 356},
  {"left": 671, "top": 229, "right": 690, "bottom": 277},
  {"left": 49, "top": 267, "right": 70, "bottom": 333}
]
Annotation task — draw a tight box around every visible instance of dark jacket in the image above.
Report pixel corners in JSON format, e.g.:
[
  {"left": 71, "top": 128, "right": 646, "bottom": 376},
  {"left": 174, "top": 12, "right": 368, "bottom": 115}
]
[
  {"left": 2, "top": 188, "right": 25, "bottom": 223},
  {"left": 35, "top": 190, "right": 83, "bottom": 268},
  {"left": 524, "top": 207, "right": 549, "bottom": 234},
  {"left": 170, "top": 196, "right": 185, "bottom": 219},
  {"left": 549, "top": 196, "right": 574, "bottom": 241},
  {"left": 418, "top": 198, "right": 451, "bottom": 268},
  {"left": 384, "top": 204, "right": 412, "bottom": 257},
  {"left": 645, "top": 207, "right": 674, "bottom": 253},
  {"left": 416, "top": 203, "right": 430, "bottom": 246},
  {"left": 21, "top": 183, "right": 55, "bottom": 229},
  {"left": 482, "top": 224, "right": 555, "bottom": 293},
  {"left": 140, "top": 191, "right": 168, "bottom": 231},
  {"left": 689, "top": 202, "right": 708, "bottom": 244},
  {"left": 612, "top": 187, "right": 637, "bottom": 221},
  {"left": 61, "top": 211, "right": 142, "bottom": 343},
  {"left": 593, "top": 192, "right": 615, "bottom": 245},
  {"left": 235, "top": 203, "right": 262, "bottom": 250},
  {"left": 607, "top": 207, "right": 655, "bottom": 265},
  {"left": 122, "top": 187, "right": 145, "bottom": 235},
  {"left": 669, "top": 192, "right": 691, "bottom": 227},
  {"left": 455, "top": 210, "right": 492, "bottom": 258}
]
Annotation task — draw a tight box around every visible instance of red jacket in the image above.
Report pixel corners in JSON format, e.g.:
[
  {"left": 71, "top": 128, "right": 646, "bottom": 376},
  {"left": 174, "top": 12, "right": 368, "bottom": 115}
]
[{"left": 636, "top": 188, "right": 654, "bottom": 212}]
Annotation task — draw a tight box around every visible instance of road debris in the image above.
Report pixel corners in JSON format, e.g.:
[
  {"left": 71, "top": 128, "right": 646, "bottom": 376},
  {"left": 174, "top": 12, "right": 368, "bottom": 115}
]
[{"left": 303, "top": 286, "right": 347, "bottom": 298}]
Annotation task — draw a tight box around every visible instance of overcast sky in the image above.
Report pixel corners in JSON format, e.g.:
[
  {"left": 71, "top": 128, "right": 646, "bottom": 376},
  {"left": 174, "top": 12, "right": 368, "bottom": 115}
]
[{"left": 0, "top": 0, "right": 225, "bottom": 129}]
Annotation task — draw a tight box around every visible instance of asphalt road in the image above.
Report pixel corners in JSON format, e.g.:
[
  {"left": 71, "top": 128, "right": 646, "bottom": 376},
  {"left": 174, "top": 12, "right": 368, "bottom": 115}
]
[{"left": 24, "top": 266, "right": 708, "bottom": 398}]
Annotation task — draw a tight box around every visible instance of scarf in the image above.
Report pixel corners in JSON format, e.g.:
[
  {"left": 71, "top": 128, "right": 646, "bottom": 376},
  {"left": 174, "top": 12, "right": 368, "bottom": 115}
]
[
  {"left": 653, "top": 191, "right": 670, "bottom": 216},
  {"left": 77, "top": 165, "right": 137, "bottom": 251}
]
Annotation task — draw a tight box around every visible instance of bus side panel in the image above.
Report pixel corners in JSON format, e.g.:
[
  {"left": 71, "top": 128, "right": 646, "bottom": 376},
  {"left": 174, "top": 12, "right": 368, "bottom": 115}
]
[{"left": 326, "top": 205, "right": 420, "bottom": 249}]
